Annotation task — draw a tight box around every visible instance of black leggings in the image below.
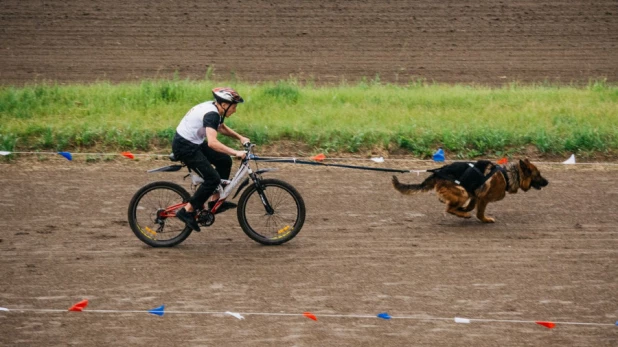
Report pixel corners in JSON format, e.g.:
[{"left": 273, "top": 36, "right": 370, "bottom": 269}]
[{"left": 172, "top": 135, "right": 232, "bottom": 210}]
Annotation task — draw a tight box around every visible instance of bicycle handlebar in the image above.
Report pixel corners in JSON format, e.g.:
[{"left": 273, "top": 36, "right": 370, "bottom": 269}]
[{"left": 242, "top": 142, "right": 257, "bottom": 161}]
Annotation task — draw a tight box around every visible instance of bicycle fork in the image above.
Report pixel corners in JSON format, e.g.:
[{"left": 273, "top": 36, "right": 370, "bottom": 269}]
[
  {"left": 231, "top": 166, "right": 276, "bottom": 215},
  {"left": 251, "top": 174, "right": 275, "bottom": 215}
]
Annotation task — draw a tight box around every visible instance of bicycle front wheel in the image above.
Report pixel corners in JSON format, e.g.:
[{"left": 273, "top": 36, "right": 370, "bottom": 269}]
[
  {"left": 237, "top": 178, "right": 306, "bottom": 245},
  {"left": 128, "top": 181, "right": 192, "bottom": 247}
]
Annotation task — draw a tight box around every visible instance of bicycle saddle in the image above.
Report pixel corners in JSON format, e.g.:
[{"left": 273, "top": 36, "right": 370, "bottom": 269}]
[{"left": 169, "top": 153, "right": 180, "bottom": 162}]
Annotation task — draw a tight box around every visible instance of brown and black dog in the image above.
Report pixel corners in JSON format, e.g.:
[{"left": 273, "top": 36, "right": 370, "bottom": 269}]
[{"left": 392, "top": 159, "right": 548, "bottom": 223}]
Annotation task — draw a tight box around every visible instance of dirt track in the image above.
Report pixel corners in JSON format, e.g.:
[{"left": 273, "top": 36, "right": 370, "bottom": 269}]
[
  {"left": 1, "top": 0, "right": 617, "bottom": 85},
  {"left": 0, "top": 158, "right": 616, "bottom": 346}
]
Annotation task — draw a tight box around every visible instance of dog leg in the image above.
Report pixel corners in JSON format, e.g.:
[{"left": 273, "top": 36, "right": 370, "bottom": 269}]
[
  {"left": 476, "top": 200, "right": 495, "bottom": 223},
  {"left": 446, "top": 203, "right": 472, "bottom": 218},
  {"left": 437, "top": 185, "right": 472, "bottom": 219},
  {"left": 457, "top": 198, "right": 476, "bottom": 212}
]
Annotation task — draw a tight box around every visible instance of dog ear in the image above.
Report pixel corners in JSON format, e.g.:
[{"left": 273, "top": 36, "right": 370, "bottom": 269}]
[{"left": 519, "top": 159, "right": 532, "bottom": 175}]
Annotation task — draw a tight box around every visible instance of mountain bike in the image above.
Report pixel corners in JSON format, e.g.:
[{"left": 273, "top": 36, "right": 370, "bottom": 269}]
[{"left": 127, "top": 143, "right": 306, "bottom": 247}]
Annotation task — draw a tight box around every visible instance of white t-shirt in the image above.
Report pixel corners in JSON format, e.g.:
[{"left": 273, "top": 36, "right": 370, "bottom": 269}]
[{"left": 175, "top": 101, "right": 222, "bottom": 145}]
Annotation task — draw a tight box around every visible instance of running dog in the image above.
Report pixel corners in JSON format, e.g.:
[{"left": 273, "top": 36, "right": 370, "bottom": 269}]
[{"left": 392, "top": 159, "right": 548, "bottom": 223}]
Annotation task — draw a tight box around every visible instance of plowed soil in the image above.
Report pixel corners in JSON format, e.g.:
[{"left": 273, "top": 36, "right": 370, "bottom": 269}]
[
  {"left": 0, "top": 159, "right": 617, "bottom": 346},
  {"left": 1, "top": 0, "right": 616, "bottom": 85}
]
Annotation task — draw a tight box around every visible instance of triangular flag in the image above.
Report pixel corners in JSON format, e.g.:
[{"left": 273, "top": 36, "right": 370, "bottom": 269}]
[
  {"left": 303, "top": 312, "right": 318, "bottom": 321},
  {"left": 371, "top": 157, "right": 385, "bottom": 163},
  {"left": 0, "top": 307, "right": 9, "bottom": 311},
  {"left": 121, "top": 151, "right": 135, "bottom": 159},
  {"left": 562, "top": 154, "right": 576, "bottom": 164},
  {"left": 0, "top": 151, "right": 11, "bottom": 156},
  {"left": 312, "top": 153, "right": 326, "bottom": 162},
  {"left": 225, "top": 311, "right": 245, "bottom": 320},
  {"left": 58, "top": 151, "right": 73, "bottom": 161},
  {"left": 497, "top": 157, "right": 508, "bottom": 165},
  {"left": 535, "top": 321, "right": 556, "bottom": 329},
  {"left": 432, "top": 148, "right": 445, "bottom": 162},
  {"left": 148, "top": 305, "right": 165, "bottom": 316},
  {"left": 377, "top": 312, "right": 391, "bottom": 320},
  {"left": 454, "top": 317, "right": 471, "bottom": 324},
  {"left": 68, "top": 299, "right": 89, "bottom": 312}
]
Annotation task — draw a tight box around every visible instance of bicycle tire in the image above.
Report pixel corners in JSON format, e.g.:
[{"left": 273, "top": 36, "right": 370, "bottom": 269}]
[
  {"left": 237, "top": 178, "right": 306, "bottom": 245},
  {"left": 128, "top": 181, "right": 192, "bottom": 247}
]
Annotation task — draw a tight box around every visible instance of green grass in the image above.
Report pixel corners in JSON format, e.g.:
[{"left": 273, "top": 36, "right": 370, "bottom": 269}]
[{"left": 1, "top": 79, "right": 617, "bottom": 158}]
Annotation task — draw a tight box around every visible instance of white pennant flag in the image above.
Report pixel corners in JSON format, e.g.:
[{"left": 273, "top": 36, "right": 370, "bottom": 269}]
[
  {"left": 562, "top": 154, "right": 576, "bottom": 164},
  {"left": 0, "top": 151, "right": 11, "bottom": 156},
  {"left": 371, "top": 157, "right": 384, "bottom": 163},
  {"left": 225, "top": 311, "right": 245, "bottom": 320}
]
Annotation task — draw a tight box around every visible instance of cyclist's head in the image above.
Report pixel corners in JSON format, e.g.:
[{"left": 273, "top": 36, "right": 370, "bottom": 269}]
[{"left": 212, "top": 87, "right": 244, "bottom": 106}]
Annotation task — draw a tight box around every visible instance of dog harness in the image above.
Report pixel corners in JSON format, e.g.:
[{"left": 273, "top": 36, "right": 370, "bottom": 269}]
[
  {"left": 429, "top": 160, "right": 508, "bottom": 195},
  {"left": 497, "top": 165, "right": 510, "bottom": 191}
]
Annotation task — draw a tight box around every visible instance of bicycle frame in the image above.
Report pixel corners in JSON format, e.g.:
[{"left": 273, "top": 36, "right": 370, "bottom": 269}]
[{"left": 151, "top": 143, "right": 277, "bottom": 218}]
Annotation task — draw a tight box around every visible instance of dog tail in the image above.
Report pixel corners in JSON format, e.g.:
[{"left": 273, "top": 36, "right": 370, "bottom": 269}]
[{"left": 392, "top": 175, "right": 435, "bottom": 195}]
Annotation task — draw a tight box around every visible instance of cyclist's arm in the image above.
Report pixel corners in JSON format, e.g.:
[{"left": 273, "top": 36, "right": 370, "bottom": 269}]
[
  {"left": 219, "top": 124, "right": 249, "bottom": 144},
  {"left": 206, "top": 128, "right": 244, "bottom": 157},
  {"left": 218, "top": 124, "right": 239, "bottom": 139}
]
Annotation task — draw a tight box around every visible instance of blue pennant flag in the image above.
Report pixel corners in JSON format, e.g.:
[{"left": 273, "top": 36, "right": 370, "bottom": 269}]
[
  {"left": 377, "top": 312, "right": 391, "bottom": 320},
  {"left": 148, "top": 305, "right": 165, "bottom": 316},
  {"left": 58, "top": 152, "right": 73, "bottom": 161},
  {"left": 432, "top": 148, "right": 445, "bottom": 162}
]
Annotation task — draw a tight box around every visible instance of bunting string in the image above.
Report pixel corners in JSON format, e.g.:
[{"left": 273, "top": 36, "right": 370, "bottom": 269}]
[
  {"left": 1, "top": 150, "right": 616, "bottom": 167},
  {"left": 2, "top": 303, "right": 616, "bottom": 328}
]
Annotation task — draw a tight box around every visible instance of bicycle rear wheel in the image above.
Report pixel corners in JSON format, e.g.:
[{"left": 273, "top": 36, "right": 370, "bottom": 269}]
[
  {"left": 237, "top": 178, "right": 306, "bottom": 245},
  {"left": 128, "top": 181, "right": 192, "bottom": 247}
]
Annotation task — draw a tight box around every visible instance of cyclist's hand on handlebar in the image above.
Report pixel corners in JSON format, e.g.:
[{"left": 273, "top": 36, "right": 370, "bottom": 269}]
[
  {"left": 239, "top": 136, "right": 250, "bottom": 146},
  {"left": 234, "top": 150, "right": 247, "bottom": 160}
]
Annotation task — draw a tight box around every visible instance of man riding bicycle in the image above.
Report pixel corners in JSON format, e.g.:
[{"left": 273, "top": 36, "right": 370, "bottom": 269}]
[{"left": 173, "top": 87, "right": 249, "bottom": 232}]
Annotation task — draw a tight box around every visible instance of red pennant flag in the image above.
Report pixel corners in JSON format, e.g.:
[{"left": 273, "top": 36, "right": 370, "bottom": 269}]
[
  {"left": 68, "top": 299, "right": 89, "bottom": 312},
  {"left": 497, "top": 157, "right": 508, "bottom": 165},
  {"left": 303, "top": 312, "right": 318, "bottom": 321},
  {"left": 312, "top": 153, "right": 326, "bottom": 162},
  {"left": 121, "top": 151, "right": 135, "bottom": 159},
  {"left": 535, "top": 321, "right": 556, "bottom": 329}
]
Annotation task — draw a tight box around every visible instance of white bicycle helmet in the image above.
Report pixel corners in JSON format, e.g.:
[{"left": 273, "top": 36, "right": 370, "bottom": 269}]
[{"left": 212, "top": 87, "right": 244, "bottom": 104}]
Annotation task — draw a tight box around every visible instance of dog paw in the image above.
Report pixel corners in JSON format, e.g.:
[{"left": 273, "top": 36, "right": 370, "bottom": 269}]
[
  {"left": 480, "top": 217, "right": 495, "bottom": 223},
  {"left": 447, "top": 209, "right": 471, "bottom": 219}
]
